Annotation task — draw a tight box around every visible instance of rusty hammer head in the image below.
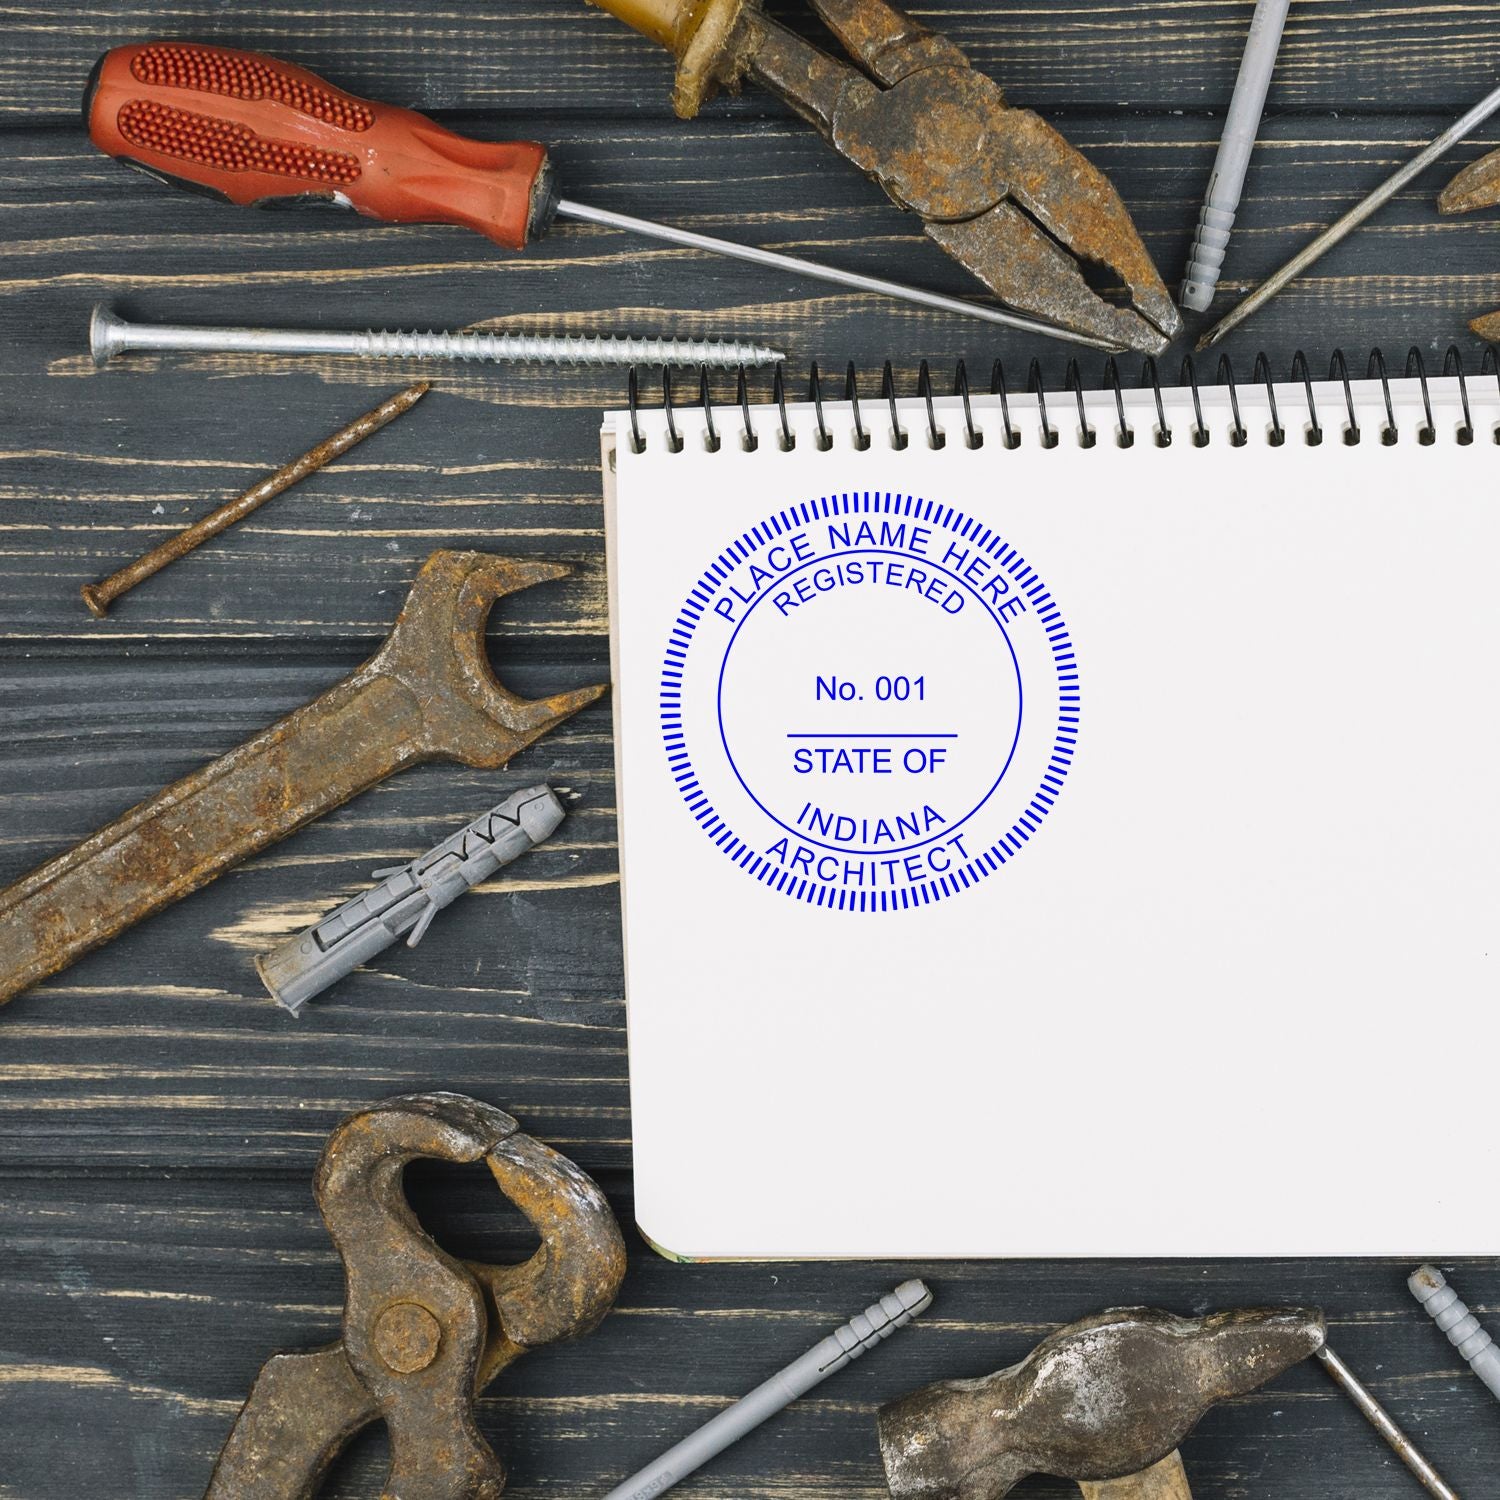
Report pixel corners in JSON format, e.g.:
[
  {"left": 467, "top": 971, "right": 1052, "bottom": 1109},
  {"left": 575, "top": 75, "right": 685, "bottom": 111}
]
[{"left": 878, "top": 1306, "right": 1326, "bottom": 1500}]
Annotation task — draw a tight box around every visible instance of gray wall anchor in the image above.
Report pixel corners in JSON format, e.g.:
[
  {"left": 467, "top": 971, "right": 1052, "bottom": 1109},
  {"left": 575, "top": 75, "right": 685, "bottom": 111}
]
[
  {"left": 1180, "top": 0, "right": 1291, "bottom": 312},
  {"left": 601, "top": 1281, "right": 932, "bottom": 1500},
  {"left": 256, "top": 784, "right": 566, "bottom": 1015},
  {"left": 1410, "top": 1263, "right": 1500, "bottom": 1404}
]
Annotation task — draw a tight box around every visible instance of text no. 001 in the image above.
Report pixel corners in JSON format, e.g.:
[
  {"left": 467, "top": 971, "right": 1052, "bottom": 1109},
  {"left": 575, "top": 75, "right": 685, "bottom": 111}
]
[{"left": 814, "top": 675, "right": 926, "bottom": 701}]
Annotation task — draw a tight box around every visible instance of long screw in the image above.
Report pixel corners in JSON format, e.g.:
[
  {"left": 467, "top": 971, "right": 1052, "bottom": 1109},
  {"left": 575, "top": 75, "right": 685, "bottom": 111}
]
[
  {"left": 1197, "top": 77, "right": 1500, "bottom": 349},
  {"left": 89, "top": 306, "right": 783, "bottom": 370},
  {"left": 1315, "top": 1345, "right": 1461, "bottom": 1500},
  {"left": 80, "top": 383, "right": 429, "bottom": 617},
  {"left": 1410, "top": 1264, "right": 1500, "bottom": 1403}
]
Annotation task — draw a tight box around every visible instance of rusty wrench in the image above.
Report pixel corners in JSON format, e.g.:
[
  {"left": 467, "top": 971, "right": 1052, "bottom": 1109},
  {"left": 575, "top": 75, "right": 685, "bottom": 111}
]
[
  {"left": 0, "top": 551, "right": 604, "bottom": 1005},
  {"left": 203, "top": 1092, "right": 627, "bottom": 1499}
]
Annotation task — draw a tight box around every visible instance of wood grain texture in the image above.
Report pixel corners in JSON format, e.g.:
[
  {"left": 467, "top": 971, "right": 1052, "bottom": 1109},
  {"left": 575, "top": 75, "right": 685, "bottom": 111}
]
[
  {"left": 3, "top": 1175, "right": 1498, "bottom": 1499},
  {"left": 5, "top": 0, "right": 1500, "bottom": 121},
  {"left": 2, "top": 0, "right": 1498, "bottom": 1495}
]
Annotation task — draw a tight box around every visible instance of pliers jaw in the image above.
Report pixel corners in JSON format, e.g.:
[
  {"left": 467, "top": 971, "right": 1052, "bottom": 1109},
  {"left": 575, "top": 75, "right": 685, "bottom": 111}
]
[
  {"left": 1439, "top": 148, "right": 1500, "bottom": 339},
  {"left": 595, "top": 0, "right": 1181, "bottom": 352},
  {"left": 919, "top": 112, "right": 1184, "bottom": 356}
]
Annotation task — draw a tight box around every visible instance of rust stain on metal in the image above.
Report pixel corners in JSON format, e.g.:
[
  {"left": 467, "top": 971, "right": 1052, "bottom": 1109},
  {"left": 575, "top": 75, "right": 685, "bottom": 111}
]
[
  {"left": 591, "top": 0, "right": 1180, "bottom": 352},
  {"left": 877, "top": 1306, "right": 1326, "bottom": 1499},
  {"left": 203, "top": 1092, "right": 627, "bottom": 1499},
  {"left": 1439, "top": 149, "right": 1500, "bottom": 336},
  {"left": 1440, "top": 148, "right": 1500, "bottom": 216},
  {"left": 0, "top": 551, "right": 607, "bottom": 1007},
  {"left": 1470, "top": 309, "right": 1500, "bottom": 341},
  {"left": 80, "top": 382, "right": 430, "bottom": 617}
]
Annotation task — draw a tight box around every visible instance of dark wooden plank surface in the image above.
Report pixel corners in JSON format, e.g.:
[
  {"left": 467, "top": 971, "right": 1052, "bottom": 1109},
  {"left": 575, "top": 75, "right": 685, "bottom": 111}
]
[
  {"left": 2, "top": 1, "right": 1498, "bottom": 1496},
  {"left": 4, "top": 1173, "right": 1496, "bottom": 1500},
  {"left": 6, "top": 0, "right": 1500, "bottom": 121}
]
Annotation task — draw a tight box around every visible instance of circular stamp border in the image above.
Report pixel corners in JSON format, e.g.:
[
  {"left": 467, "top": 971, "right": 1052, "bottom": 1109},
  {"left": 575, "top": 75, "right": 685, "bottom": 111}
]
[{"left": 659, "top": 491, "right": 1081, "bottom": 912}]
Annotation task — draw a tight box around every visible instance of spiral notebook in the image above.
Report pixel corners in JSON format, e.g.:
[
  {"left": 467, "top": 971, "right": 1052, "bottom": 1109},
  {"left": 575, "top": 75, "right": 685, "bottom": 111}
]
[{"left": 601, "top": 356, "right": 1499, "bottom": 1260}]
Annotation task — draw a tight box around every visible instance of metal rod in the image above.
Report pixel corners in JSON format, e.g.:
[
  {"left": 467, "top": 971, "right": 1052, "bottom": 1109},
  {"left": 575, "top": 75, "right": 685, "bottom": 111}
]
[
  {"left": 556, "top": 199, "right": 1122, "bottom": 353},
  {"left": 80, "top": 383, "right": 430, "bottom": 618},
  {"left": 1198, "top": 79, "right": 1500, "bottom": 349},
  {"left": 88, "top": 305, "right": 783, "bottom": 369},
  {"left": 1315, "top": 1345, "right": 1462, "bottom": 1500}
]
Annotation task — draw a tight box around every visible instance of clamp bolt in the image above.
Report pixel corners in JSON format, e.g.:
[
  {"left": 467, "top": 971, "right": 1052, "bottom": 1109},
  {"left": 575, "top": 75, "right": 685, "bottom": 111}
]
[{"left": 374, "top": 1302, "right": 443, "bottom": 1373}]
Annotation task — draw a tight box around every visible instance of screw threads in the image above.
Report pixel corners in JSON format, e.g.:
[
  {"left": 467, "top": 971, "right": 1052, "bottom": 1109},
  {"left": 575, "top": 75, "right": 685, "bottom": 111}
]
[
  {"left": 1410, "top": 1264, "right": 1500, "bottom": 1401},
  {"left": 351, "top": 327, "right": 772, "bottom": 368}
]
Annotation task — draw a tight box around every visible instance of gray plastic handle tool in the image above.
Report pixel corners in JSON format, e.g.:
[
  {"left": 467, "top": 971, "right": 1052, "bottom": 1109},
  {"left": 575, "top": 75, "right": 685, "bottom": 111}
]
[
  {"left": 256, "top": 784, "right": 565, "bottom": 1015},
  {"left": 1410, "top": 1264, "right": 1500, "bottom": 1402},
  {"left": 1181, "top": 0, "right": 1292, "bottom": 312},
  {"left": 602, "top": 1281, "right": 932, "bottom": 1500}
]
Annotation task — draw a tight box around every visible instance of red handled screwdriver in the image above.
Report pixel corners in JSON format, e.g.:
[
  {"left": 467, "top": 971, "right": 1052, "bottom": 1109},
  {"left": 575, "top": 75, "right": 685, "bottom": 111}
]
[{"left": 84, "top": 41, "right": 1112, "bottom": 348}]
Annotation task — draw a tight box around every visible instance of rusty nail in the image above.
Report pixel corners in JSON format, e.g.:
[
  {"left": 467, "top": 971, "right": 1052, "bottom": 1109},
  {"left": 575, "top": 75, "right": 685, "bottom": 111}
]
[{"left": 80, "top": 381, "right": 430, "bottom": 617}]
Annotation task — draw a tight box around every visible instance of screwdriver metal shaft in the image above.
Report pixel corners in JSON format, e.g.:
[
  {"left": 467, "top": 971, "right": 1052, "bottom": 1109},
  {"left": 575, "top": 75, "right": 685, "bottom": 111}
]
[
  {"left": 555, "top": 199, "right": 1121, "bottom": 351},
  {"left": 1199, "top": 79, "right": 1500, "bottom": 348},
  {"left": 87, "top": 42, "right": 1120, "bottom": 353}
]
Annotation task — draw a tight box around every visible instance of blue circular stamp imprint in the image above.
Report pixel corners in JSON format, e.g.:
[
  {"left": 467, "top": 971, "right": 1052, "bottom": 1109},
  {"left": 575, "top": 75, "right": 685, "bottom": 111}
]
[{"left": 659, "top": 492, "right": 1080, "bottom": 911}]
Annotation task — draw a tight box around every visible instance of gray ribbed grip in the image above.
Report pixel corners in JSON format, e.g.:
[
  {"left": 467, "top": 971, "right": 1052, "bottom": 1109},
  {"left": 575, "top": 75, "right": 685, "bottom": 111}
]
[{"left": 1410, "top": 1264, "right": 1500, "bottom": 1402}]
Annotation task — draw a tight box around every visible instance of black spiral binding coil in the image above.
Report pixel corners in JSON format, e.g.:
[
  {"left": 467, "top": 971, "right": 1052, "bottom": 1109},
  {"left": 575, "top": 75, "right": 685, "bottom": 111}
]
[{"left": 626, "top": 347, "right": 1496, "bottom": 452}]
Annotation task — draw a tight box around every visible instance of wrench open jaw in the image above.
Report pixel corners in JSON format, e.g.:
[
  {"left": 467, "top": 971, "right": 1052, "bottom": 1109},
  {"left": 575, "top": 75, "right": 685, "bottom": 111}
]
[
  {"left": 591, "top": 0, "right": 1180, "bottom": 353},
  {"left": 0, "top": 551, "right": 606, "bottom": 1007},
  {"left": 1439, "top": 149, "right": 1500, "bottom": 338}
]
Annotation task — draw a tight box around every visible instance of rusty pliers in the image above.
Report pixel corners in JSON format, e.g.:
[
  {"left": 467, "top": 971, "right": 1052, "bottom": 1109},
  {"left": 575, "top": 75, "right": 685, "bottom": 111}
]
[
  {"left": 1440, "top": 148, "right": 1500, "bottom": 339},
  {"left": 203, "top": 1093, "right": 627, "bottom": 1500},
  {"left": 589, "top": 0, "right": 1181, "bottom": 353}
]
